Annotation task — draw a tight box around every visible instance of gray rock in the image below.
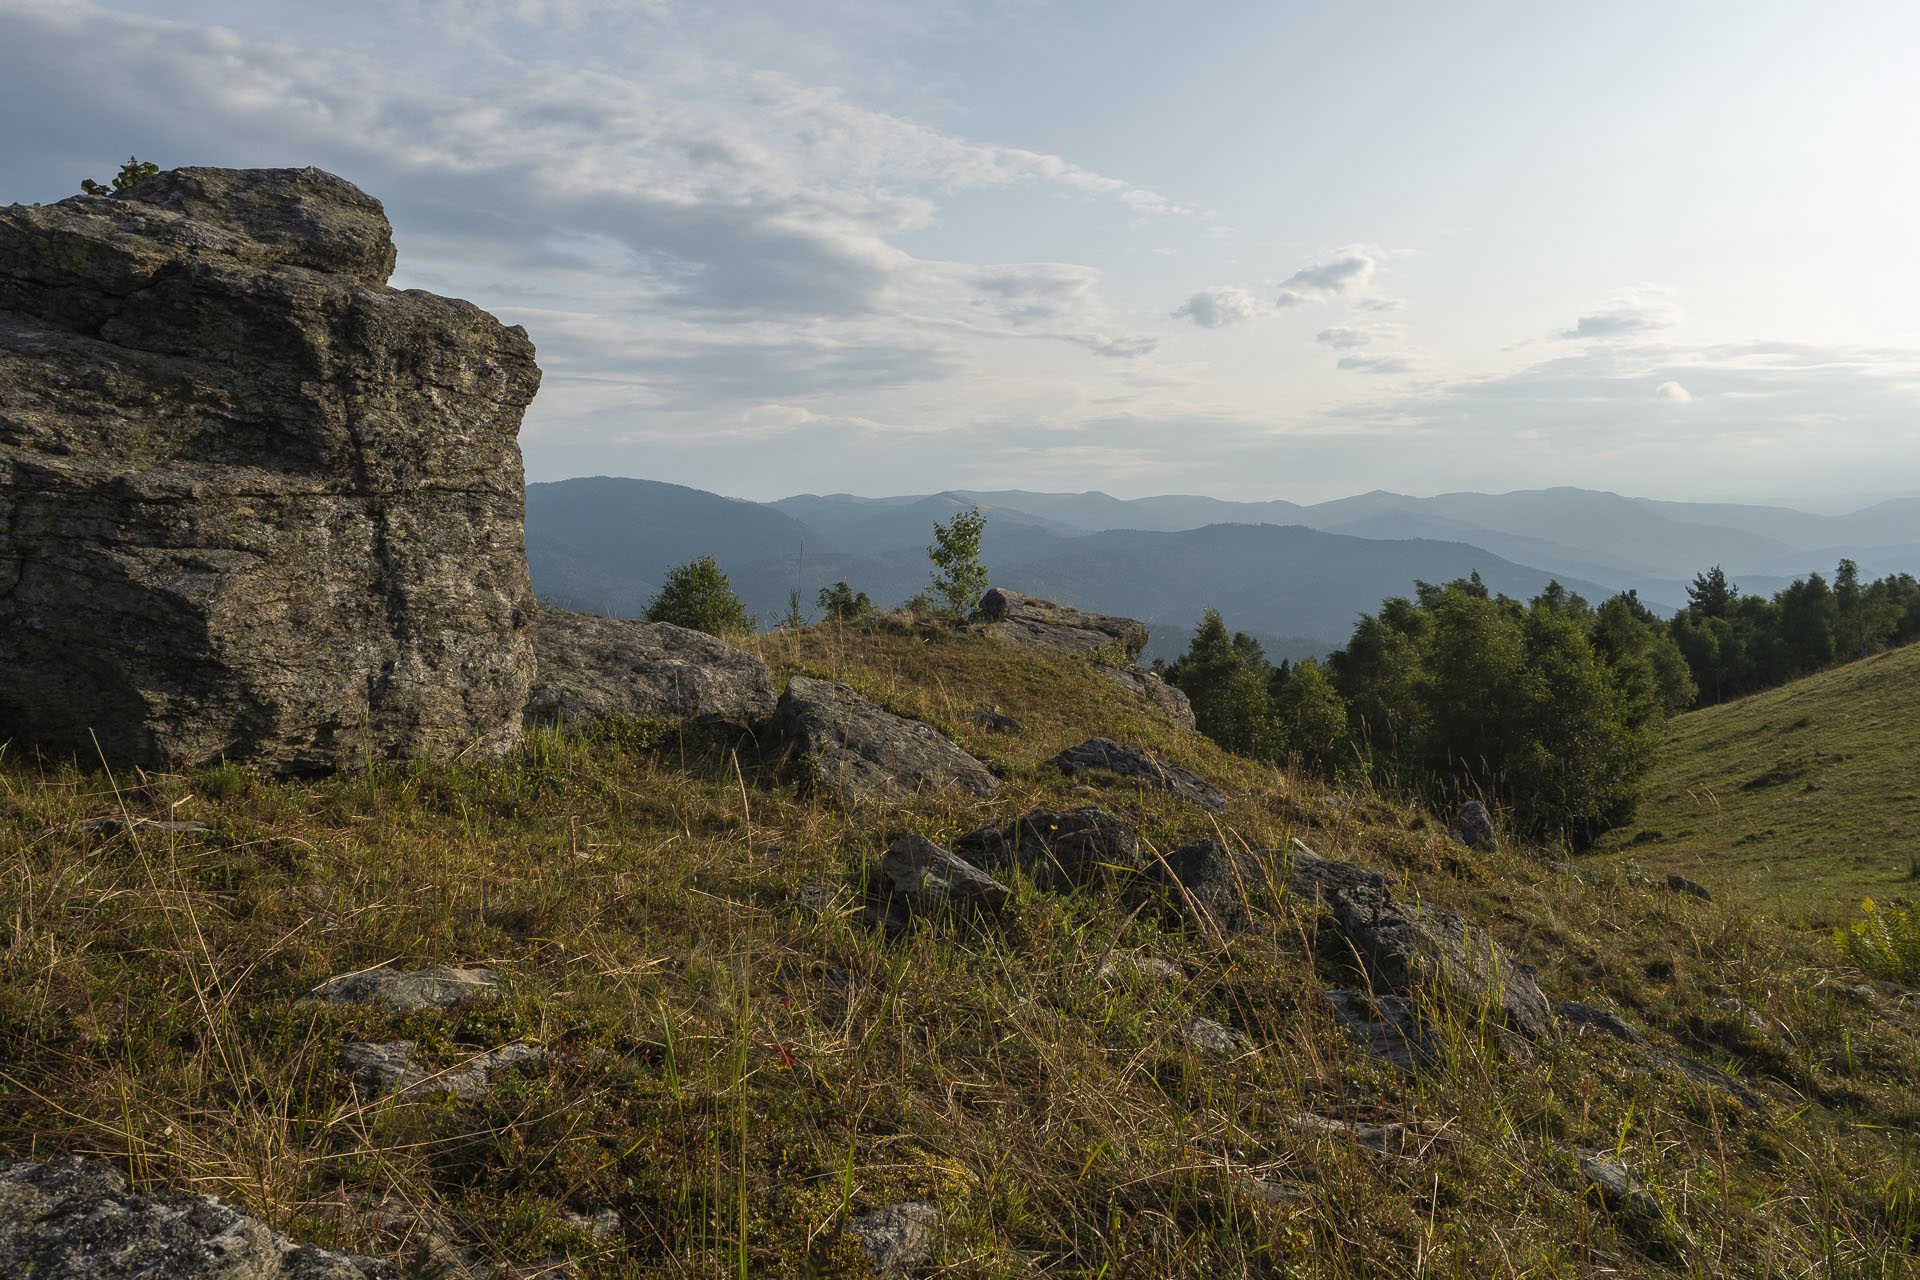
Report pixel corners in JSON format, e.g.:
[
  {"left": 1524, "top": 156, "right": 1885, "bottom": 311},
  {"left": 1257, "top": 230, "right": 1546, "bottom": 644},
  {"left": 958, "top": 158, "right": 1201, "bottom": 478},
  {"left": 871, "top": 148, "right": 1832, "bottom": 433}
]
[
  {"left": 1712, "top": 996, "right": 1769, "bottom": 1031},
  {"left": 561, "top": 1209, "right": 620, "bottom": 1241},
  {"left": 968, "top": 706, "right": 1022, "bottom": 734},
  {"left": 1287, "top": 1112, "right": 1408, "bottom": 1156},
  {"left": 524, "top": 612, "right": 775, "bottom": 730},
  {"left": 973, "top": 588, "right": 1149, "bottom": 660},
  {"left": 952, "top": 806, "right": 1141, "bottom": 886},
  {"left": 340, "top": 1040, "right": 546, "bottom": 1098},
  {"left": 0, "top": 1155, "right": 397, "bottom": 1278},
  {"left": 1575, "top": 1148, "right": 1662, "bottom": 1218},
  {"left": 1178, "top": 1016, "right": 1254, "bottom": 1055},
  {"left": 1049, "top": 738, "right": 1227, "bottom": 812},
  {"left": 299, "top": 965, "right": 498, "bottom": 1013},
  {"left": 1149, "top": 839, "right": 1276, "bottom": 935},
  {"left": 1666, "top": 873, "right": 1711, "bottom": 900},
  {"left": 1239, "top": 1177, "right": 1313, "bottom": 1205},
  {"left": 1322, "top": 989, "right": 1433, "bottom": 1074},
  {"left": 772, "top": 676, "right": 1000, "bottom": 806},
  {"left": 0, "top": 167, "right": 539, "bottom": 775},
  {"left": 1555, "top": 1001, "right": 1653, "bottom": 1048},
  {"left": 57, "top": 817, "right": 212, "bottom": 839},
  {"left": 1096, "top": 664, "right": 1197, "bottom": 729},
  {"left": 846, "top": 1201, "right": 939, "bottom": 1278},
  {"left": 1454, "top": 800, "right": 1497, "bottom": 852},
  {"left": 878, "top": 836, "right": 1011, "bottom": 916},
  {"left": 1287, "top": 840, "right": 1554, "bottom": 1040}
]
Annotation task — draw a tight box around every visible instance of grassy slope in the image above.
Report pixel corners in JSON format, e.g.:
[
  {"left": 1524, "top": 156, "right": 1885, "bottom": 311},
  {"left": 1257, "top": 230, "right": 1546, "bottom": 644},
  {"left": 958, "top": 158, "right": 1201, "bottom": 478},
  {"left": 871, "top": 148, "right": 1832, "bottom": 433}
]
[
  {"left": 1595, "top": 643, "right": 1920, "bottom": 926},
  {"left": 0, "top": 622, "right": 1915, "bottom": 1278}
]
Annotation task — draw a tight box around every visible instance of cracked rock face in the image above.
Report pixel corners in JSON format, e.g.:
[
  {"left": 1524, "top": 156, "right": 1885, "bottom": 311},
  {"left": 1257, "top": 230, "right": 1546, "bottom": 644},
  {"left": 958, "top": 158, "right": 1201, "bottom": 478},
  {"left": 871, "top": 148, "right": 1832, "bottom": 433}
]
[
  {"left": 0, "top": 1155, "right": 397, "bottom": 1278},
  {"left": 524, "top": 611, "right": 776, "bottom": 731},
  {"left": 0, "top": 166, "right": 540, "bottom": 774}
]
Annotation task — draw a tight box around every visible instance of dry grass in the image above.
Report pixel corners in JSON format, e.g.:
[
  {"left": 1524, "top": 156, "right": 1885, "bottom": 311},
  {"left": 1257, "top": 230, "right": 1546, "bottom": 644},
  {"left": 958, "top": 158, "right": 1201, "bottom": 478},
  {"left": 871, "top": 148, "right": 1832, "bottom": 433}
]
[{"left": 1, "top": 623, "right": 1917, "bottom": 1277}]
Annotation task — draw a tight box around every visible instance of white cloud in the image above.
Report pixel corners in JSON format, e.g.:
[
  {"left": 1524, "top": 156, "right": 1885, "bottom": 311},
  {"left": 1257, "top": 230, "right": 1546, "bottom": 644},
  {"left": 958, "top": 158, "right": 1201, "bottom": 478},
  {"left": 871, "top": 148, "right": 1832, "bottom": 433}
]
[
  {"left": 1174, "top": 285, "right": 1262, "bottom": 328},
  {"left": 1274, "top": 247, "right": 1396, "bottom": 309},
  {"left": 1316, "top": 324, "right": 1401, "bottom": 350},
  {"left": 1560, "top": 284, "right": 1684, "bottom": 340},
  {"left": 1655, "top": 380, "right": 1693, "bottom": 402}
]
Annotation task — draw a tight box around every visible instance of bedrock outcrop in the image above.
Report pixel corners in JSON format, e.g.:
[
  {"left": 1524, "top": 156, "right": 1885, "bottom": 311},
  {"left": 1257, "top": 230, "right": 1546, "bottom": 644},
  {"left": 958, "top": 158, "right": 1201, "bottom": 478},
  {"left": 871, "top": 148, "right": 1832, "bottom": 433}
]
[{"left": 0, "top": 166, "right": 540, "bottom": 773}]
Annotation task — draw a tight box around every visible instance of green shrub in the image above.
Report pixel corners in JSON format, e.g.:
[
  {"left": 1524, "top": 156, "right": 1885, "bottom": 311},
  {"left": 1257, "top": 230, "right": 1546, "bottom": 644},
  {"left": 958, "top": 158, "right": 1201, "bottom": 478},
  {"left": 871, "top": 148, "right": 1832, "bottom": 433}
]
[
  {"left": 816, "top": 580, "right": 873, "bottom": 622},
  {"left": 1835, "top": 898, "right": 1920, "bottom": 984},
  {"left": 81, "top": 155, "right": 159, "bottom": 196},
  {"left": 927, "top": 506, "right": 989, "bottom": 618},
  {"left": 646, "top": 555, "right": 755, "bottom": 636}
]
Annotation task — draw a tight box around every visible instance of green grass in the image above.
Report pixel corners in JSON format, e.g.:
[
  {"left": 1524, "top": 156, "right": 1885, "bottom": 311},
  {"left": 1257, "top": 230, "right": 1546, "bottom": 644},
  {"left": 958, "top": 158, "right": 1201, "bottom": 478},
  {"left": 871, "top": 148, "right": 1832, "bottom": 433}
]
[
  {"left": 1594, "top": 643, "right": 1920, "bottom": 926},
  {"left": 1, "top": 622, "right": 1917, "bottom": 1277}
]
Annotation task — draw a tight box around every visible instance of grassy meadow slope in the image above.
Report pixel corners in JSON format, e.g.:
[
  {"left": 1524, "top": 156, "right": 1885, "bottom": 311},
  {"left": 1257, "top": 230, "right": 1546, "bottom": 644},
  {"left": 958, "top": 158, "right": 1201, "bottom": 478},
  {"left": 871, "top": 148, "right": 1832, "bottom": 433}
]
[
  {"left": 1596, "top": 643, "right": 1920, "bottom": 925},
  {"left": 2, "top": 623, "right": 1918, "bottom": 1277}
]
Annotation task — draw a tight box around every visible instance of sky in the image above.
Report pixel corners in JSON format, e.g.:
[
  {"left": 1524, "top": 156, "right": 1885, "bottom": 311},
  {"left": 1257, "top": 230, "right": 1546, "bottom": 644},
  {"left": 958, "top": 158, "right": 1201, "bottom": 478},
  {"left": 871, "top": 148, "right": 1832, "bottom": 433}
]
[{"left": 4, "top": 0, "right": 1919, "bottom": 508}]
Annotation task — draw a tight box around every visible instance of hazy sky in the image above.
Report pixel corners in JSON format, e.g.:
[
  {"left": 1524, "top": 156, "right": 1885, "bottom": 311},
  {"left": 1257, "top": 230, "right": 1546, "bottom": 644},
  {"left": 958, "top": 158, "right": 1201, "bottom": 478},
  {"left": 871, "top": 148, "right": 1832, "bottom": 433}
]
[{"left": 4, "top": 0, "right": 1918, "bottom": 505}]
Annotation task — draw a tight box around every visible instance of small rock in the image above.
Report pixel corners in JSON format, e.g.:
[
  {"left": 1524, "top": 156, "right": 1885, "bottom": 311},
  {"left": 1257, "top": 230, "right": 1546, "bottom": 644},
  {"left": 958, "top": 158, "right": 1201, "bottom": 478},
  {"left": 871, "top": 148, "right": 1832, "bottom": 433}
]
[
  {"left": 953, "top": 806, "right": 1141, "bottom": 885},
  {"left": 1097, "top": 953, "right": 1184, "bottom": 983},
  {"left": 341, "top": 1039, "right": 547, "bottom": 1099},
  {"left": 1240, "top": 1177, "right": 1313, "bottom": 1205},
  {"left": 1048, "top": 738, "right": 1227, "bottom": 812},
  {"left": 55, "top": 816, "right": 214, "bottom": 839},
  {"left": 1150, "top": 839, "right": 1273, "bottom": 935},
  {"left": 1095, "top": 663, "right": 1197, "bottom": 729},
  {"left": 968, "top": 706, "right": 1022, "bottom": 734},
  {"left": 878, "top": 836, "right": 1011, "bottom": 915},
  {"left": 1556, "top": 1001, "right": 1653, "bottom": 1048},
  {"left": 563, "top": 1208, "right": 621, "bottom": 1240},
  {"left": 300, "top": 965, "right": 498, "bottom": 1012},
  {"left": 1178, "top": 1016, "right": 1254, "bottom": 1055},
  {"left": 1288, "top": 1112, "right": 1408, "bottom": 1156},
  {"left": 1666, "top": 873, "right": 1711, "bottom": 900},
  {"left": 1575, "top": 1147, "right": 1662, "bottom": 1218},
  {"left": 1455, "top": 800, "right": 1497, "bottom": 852},
  {"left": 847, "top": 1201, "right": 940, "bottom": 1278},
  {"left": 1323, "top": 989, "right": 1433, "bottom": 1074},
  {"left": 1711, "top": 997, "right": 1768, "bottom": 1031}
]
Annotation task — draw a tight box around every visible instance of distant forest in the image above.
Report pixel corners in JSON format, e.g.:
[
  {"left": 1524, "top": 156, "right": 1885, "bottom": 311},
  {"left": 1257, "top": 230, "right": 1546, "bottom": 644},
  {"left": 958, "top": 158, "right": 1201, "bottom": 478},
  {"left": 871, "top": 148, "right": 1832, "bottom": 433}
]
[{"left": 1159, "top": 559, "right": 1920, "bottom": 846}]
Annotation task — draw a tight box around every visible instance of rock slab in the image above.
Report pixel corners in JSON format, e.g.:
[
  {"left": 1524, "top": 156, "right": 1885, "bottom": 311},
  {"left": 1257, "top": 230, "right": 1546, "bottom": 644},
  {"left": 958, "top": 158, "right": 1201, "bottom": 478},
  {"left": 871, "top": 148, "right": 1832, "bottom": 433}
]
[
  {"left": 1049, "top": 738, "right": 1226, "bottom": 812},
  {"left": 953, "top": 806, "right": 1140, "bottom": 886},
  {"left": 772, "top": 676, "right": 999, "bottom": 805},
  {"left": 0, "top": 167, "right": 540, "bottom": 774},
  {"left": 524, "top": 611, "right": 776, "bottom": 730},
  {"left": 299, "top": 965, "right": 498, "bottom": 1012},
  {"left": 974, "top": 588, "right": 1148, "bottom": 660},
  {"left": 847, "top": 1202, "right": 939, "bottom": 1278},
  {"left": 0, "top": 1155, "right": 396, "bottom": 1278},
  {"left": 879, "top": 835, "right": 1010, "bottom": 916}
]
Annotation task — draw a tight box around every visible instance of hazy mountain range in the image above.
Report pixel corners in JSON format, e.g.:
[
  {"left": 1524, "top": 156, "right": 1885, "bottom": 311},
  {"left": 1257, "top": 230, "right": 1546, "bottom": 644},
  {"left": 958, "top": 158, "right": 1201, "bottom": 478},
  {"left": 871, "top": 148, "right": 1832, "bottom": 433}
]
[{"left": 526, "top": 477, "right": 1920, "bottom": 661}]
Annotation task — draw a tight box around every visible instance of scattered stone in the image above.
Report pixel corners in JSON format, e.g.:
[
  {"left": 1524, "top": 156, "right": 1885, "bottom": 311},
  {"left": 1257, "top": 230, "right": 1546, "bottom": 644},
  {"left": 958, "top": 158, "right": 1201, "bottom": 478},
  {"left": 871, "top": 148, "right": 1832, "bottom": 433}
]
[
  {"left": 340, "top": 1040, "right": 547, "bottom": 1099},
  {"left": 846, "top": 1201, "right": 940, "bottom": 1278},
  {"left": 1178, "top": 1016, "right": 1254, "bottom": 1055},
  {"left": 877, "top": 836, "right": 1011, "bottom": 916},
  {"left": 1712, "top": 997, "right": 1769, "bottom": 1031},
  {"left": 952, "top": 806, "right": 1141, "bottom": 885},
  {"left": 0, "top": 166, "right": 540, "bottom": 774},
  {"left": 1098, "top": 953, "right": 1184, "bottom": 984},
  {"left": 0, "top": 1155, "right": 398, "bottom": 1278},
  {"left": 1049, "top": 738, "right": 1227, "bottom": 812},
  {"left": 772, "top": 677, "right": 1000, "bottom": 806},
  {"left": 300, "top": 965, "right": 498, "bottom": 1013},
  {"left": 973, "top": 588, "right": 1149, "bottom": 660},
  {"left": 1286, "top": 840, "right": 1554, "bottom": 1040},
  {"left": 1096, "top": 664, "right": 1197, "bottom": 729},
  {"left": 524, "top": 612, "right": 777, "bottom": 730},
  {"left": 57, "top": 816, "right": 213, "bottom": 838},
  {"left": 1666, "top": 873, "right": 1712, "bottom": 901},
  {"left": 1149, "top": 839, "right": 1276, "bottom": 935},
  {"left": 1239, "top": 1177, "right": 1313, "bottom": 1205},
  {"left": 1323, "top": 989, "right": 1433, "bottom": 1074},
  {"left": 1556, "top": 1001, "right": 1653, "bottom": 1048},
  {"left": 1287, "top": 1112, "right": 1408, "bottom": 1156},
  {"left": 1453, "top": 800, "right": 1498, "bottom": 852},
  {"left": 1575, "top": 1148, "right": 1662, "bottom": 1218},
  {"left": 968, "top": 706, "right": 1022, "bottom": 734},
  {"left": 562, "top": 1209, "right": 620, "bottom": 1241}
]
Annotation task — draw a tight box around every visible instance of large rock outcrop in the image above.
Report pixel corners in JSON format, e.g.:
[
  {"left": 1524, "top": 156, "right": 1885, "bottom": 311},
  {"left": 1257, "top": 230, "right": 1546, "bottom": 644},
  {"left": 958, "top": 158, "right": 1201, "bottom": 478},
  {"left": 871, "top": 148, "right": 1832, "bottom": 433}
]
[
  {"left": 974, "top": 588, "right": 1149, "bottom": 661},
  {"left": 525, "top": 611, "right": 776, "bottom": 730},
  {"left": 772, "top": 676, "right": 1000, "bottom": 805},
  {"left": 0, "top": 1156, "right": 396, "bottom": 1278},
  {"left": 0, "top": 167, "right": 540, "bottom": 773}
]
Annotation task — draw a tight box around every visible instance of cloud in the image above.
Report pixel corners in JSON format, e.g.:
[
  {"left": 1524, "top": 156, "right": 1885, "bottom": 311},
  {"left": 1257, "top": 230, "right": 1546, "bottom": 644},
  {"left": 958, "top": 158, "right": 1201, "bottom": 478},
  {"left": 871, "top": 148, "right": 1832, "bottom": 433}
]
[
  {"left": 1654, "top": 380, "right": 1693, "bottom": 403},
  {"left": 1337, "top": 354, "right": 1419, "bottom": 374},
  {"left": 1560, "top": 285, "right": 1684, "bottom": 340},
  {"left": 1275, "top": 247, "right": 1394, "bottom": 309},
  {"left": 1317, "top": 325, "right": 1400, "bottom": 351},
  {"left": 1174, "top": 285, "right": 1262, "bottom": 328}
]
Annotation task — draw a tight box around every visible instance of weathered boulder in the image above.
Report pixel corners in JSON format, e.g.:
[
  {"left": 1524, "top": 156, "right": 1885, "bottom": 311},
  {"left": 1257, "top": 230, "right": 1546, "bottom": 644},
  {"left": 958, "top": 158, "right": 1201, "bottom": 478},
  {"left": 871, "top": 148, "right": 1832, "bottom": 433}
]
[
  {"left": 772, "top": 676, "right": 1000, "bottom": 805},
  {"left": 1097, "top": 663, "right": 1197, "bottom": 729},
  {"left": 952, "top": 806, "right": 1141, "bottom": 886},
  {"left": 1453, "top": 800, "right": 1497, "bottom": 852},
  {"left": 1666, "top": 873, "right": 1711, "bottom": 901},
  {"left": 0, "top": 1155, "right": 397, "bottom": 1278},
  {"left": 974, "top": 588, "right": 1149, "bottom": 660},
  {"left": 1574, "top": 1148, "right": 1662, "bottom": 1218},
  {"left": 1178, "top": 1015, "right": 1254, "bottom": 1055},
  {"left": 299, "top": 965, "right": 498, "bottom": 1013},
  {"left": 1288, "top": 1111, "right": 1408, "bottom": 1156},
  {"left": 1148, "top": 839, "right": 1276, "bottom": 935},
  {"left": 0, "top": 167, "right": 539, "bottom": 774},
  {"left": 1286, "top": 839, "right": 1554, "bottom": 1040},
  {"left": 524, "top": 611, "right": 776, "bottom": 730},
  {"left": 1049, "top": 737, "right": 1227, "bottom": 811},
  {"left": 340, "top": 1039, "right": 546, "bottom": 1099},
  {"left": 1323, "top": 989, "right": 1434, "bottom": 1074},
  {"left": 847, "top": 1202, "right": 939, "bottom": 1278},
  {"left": 878, "top": 835, "right": 1010, "bottom": 916}
]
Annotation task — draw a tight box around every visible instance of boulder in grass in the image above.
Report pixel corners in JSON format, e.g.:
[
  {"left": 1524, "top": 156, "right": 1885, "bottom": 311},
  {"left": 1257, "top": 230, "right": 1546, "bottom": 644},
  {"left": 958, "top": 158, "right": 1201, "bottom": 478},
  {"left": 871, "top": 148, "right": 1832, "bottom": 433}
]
[
  {"left": 1453, "top": 800, "right": 1498, "bottom": 851},
  {"left": 952, "top": 806, "right": 1141, "bottom": 886},
  {"left": 847, "top": 1202, "right": 940, "bottom": 1278},
  {"left": 878, "top": 835, "right": 1011, "bottom": 916},
  {"left": 973, "top": 588, "right": 1149, "bottom": 660},
  {"left": 524, "top": 611, "right": 776, "bottom": 731},
  {"left": 772, "top": 676, "right": 1000, "bottom": 806},
  {"left": 1049, "top": 737, "right": 1227, "bottom": 812},
  {"left": 299, "top": 965, "right": 498, "bottom": 1013}
]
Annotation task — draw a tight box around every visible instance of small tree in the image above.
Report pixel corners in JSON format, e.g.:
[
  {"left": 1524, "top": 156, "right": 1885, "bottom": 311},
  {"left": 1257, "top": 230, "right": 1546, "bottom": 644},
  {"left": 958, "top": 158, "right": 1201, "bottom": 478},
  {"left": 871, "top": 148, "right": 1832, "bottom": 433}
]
[
  {"left": 646, "top": 555, "right": 755, "bottom": 636},
  {"left": 81, "top": 156, "right": 160, "bottom": 197},
  {"left": 817, "top": 580, "right": 873, "bottom": 622},
  {"left": 927, "top": 506, "right": 990, "bottom": 618}
]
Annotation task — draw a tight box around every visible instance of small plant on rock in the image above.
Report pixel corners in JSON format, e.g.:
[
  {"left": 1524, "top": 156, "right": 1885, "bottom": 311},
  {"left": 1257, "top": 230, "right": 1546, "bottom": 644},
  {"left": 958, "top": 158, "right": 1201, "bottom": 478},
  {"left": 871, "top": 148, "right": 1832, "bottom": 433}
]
[{"left": 81, "top": 155, "right": 160, "bottom": 196}]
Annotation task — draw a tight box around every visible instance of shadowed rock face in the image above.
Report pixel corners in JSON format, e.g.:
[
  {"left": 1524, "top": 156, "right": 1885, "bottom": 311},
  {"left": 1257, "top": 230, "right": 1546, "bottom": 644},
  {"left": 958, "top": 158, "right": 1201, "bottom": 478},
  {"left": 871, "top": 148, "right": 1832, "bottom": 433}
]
[
  {"left": 772, "top": 676, "right": 1000, "bottom": 805},
  {"left": 0, "top": 166, "right": 540, "bottom": 774},
  {"left": 1049, "top": 737, "right": 1227, "bottom": 811},
  {"left": 525, "top": 611, "right": 776, "bottom": 730}
]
